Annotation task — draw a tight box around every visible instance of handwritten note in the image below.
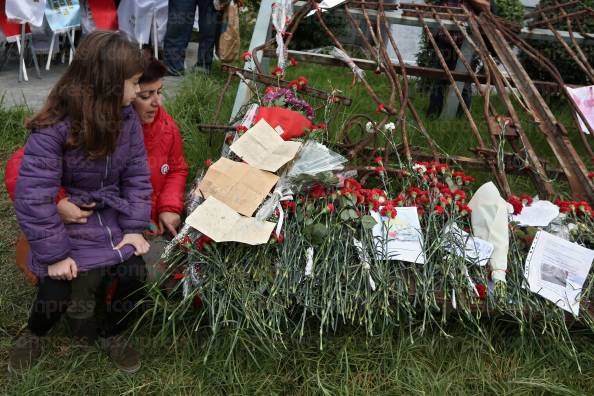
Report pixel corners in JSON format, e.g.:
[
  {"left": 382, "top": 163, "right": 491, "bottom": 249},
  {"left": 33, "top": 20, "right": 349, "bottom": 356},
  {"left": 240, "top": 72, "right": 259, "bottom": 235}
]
[{"left": 186, "top": 196, "right": 276, "bottom": 245}]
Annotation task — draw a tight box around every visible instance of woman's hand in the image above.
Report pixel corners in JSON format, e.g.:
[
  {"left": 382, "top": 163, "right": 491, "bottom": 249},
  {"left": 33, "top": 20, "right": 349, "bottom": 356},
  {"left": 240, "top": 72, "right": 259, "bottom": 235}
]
[
  {"left": 57, "top": 197, "right": 95, "bottom": 224},
  {"left": 114, "top": 233, "right": 150, "bottom": 256},
  {"left": 158, "top": 211, "right": 181, "bottom": 236},
  {"left": 48, "top": 257, "right": 78, "bottom": 280}
]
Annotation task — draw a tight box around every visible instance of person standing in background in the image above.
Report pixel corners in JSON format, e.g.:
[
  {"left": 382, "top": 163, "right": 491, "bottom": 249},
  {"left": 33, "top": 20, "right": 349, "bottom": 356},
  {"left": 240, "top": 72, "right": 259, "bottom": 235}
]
[{"left": 162, "top": 0, "right": 221, "bottom": 75}]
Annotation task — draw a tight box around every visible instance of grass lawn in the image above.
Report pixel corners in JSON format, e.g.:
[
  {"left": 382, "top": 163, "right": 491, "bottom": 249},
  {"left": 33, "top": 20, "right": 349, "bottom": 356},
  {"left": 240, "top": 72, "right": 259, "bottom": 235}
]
[{"left": 1, "top": 21, "right": 594, "bottom": 394}]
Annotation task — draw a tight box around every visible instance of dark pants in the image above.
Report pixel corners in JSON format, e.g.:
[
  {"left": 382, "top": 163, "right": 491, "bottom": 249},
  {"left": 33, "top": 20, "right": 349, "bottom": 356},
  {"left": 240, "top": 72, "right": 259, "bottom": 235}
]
[
  {"left": 427, "top": 37, "right": 472, "bottom": 117},
  {"left": 28, "top": 256, "right": 146, "bottom": 338},
  {"left": 162, "top": 0, "right": 218, "bottom": 73}
]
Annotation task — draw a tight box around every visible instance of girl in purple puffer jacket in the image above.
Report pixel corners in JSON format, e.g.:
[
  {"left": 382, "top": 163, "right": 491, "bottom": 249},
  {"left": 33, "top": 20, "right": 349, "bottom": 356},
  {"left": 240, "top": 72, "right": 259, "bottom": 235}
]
[{"left": 8, "top": 31, "right": 153, "bottom": 374}]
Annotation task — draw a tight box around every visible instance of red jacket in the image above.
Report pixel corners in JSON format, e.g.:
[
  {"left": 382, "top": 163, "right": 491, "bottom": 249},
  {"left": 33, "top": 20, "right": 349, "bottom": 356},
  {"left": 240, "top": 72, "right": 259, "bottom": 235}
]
[
  {"left": 4, "top": 106, "right": 189, "bottom": 226},
  {"left": 143, "top": 106, "right": 189, "bottom": 225}
]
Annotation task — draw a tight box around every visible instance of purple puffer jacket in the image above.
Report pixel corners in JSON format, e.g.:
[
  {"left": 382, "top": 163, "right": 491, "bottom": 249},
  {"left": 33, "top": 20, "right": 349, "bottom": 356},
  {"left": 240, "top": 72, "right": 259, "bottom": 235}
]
[{"left": 15, "top": 106, "right": 153, "bottom": 277}]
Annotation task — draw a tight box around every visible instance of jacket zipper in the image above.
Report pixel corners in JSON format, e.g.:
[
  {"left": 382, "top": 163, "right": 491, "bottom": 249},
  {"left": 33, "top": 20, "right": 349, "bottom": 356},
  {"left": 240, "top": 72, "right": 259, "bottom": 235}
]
[{"left": 98, "top": 155, "right": 123, "bottom": 263}]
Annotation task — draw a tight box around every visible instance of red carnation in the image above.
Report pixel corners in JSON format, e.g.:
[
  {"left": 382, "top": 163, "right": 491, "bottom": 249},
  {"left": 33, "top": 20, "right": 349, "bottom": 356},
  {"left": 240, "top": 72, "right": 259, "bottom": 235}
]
[
  {"left": 325, "top": 203, "right": 335, "bottom": 213},
  {"left": 272, "top": 232, "right": 284, "bottom": 243},
  {"left": 178, "top": 235, "right": 192, "bottom": 252},
  {"left": 225, "top": 134, "right": 235, "bottom": 145},
  {"left": 243, "top": 52, "right": 252, "bottom": 61},
  {"left": 172, "top": 272, "right": 185, "bottom": 280},
  {"left": 204, "top": 159, "right": 213, "bottom": 168},
  {"left": 290, "top": 57, "right": 298, "bottom": 67},
  {"left": 433, "top": 205, "right": 445, "bottom": 214},
  {"left": 310, "top": 184, "right": 327, "bottom": 199},
  {"left": 195, "top": 235, "right": 213, "bottom": 251},
  {"left": 507, "top": 195, "right": 523, "bottom": 215},
  {"left": 376, "top": 103, "right": 385, "bottom": 113},
  {"left": 235, "top": 125, "right": 248, "bottom": 133},
  {"left": 520, "top": 194, "right": 533, "bottom": 206},
  {"left": 272, "top": 67, "right": 284, "bottom": 77},
  {"left": 475, "top": 283, "right": 487, "bottom": 300}
]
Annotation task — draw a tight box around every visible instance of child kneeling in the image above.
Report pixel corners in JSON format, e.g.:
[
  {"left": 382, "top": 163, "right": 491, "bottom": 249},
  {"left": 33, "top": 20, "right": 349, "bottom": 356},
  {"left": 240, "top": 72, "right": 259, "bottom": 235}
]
[{"left": 9, "top": 31, "right": 152, "bottom": 374}]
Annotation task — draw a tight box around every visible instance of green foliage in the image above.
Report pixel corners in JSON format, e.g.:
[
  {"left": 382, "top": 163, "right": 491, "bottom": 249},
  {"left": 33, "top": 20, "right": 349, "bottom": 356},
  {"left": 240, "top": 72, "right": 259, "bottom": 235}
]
[
  {"left": 496, "top": 0, "right": 524, "bottom": 23},
  {"left": 520, "top": 0, "right": 594, "bottom": 85}
]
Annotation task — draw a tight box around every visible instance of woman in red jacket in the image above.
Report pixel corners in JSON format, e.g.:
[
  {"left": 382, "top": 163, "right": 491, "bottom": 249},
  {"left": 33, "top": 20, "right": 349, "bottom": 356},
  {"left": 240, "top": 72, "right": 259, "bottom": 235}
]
[{"left": 5, "top": 52, "right": 189, "bottom": 285}]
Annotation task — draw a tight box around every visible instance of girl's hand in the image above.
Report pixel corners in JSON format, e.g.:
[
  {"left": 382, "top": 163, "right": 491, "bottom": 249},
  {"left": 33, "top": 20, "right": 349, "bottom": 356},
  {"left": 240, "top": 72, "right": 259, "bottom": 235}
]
[
  {"left": 57, "top": 197, "right": 96, "bottom": 224},
  {"left": 48, "top": 257, "right": 78, "bottom": 280},
  {"left": 114, "top": 233, "right": 150, "bottom": 256},
  {"left": 158, "top": 212, "right": 181, "bottom": 236}
]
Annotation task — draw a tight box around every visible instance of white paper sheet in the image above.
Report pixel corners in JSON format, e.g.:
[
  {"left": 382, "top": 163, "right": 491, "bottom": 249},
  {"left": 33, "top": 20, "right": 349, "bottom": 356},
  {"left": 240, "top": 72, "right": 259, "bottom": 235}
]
[
  {"left": 230, "top": 119, "right": 302, "bottom": 172},
  {"left": 511, "top": 200, "right": 560, "bottom": 227},
  {"left": 524, "top": 230, "right": 594, "bottom": 315},
  {"left": 185, "top": 196, "right": 276, "bottom": 245},
  {"left": 371, "top": 207, "right": 425, "bottom": 264},
  {"left": 306, "top": 0, "right": 346, "bottom": 17},
  {"left": 442, "top": 224, "right": 494, "bottom": 266},
  {"left": 566, "top": 85, "right": 594, "bottom": 134}
]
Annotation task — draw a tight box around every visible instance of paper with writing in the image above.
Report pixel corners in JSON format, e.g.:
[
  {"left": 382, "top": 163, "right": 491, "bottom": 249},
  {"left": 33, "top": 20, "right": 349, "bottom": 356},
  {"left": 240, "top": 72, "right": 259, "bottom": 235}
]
[
  {"left": 197, "top": 157, "right": 279, "bottom": 216},
  {"left": 511, "top": 200, "right": 559, "bottom": 227},
  {"left": 524, "top": 230, "right": 594, "bottom": 315},
  {"left": 371, "top": 207, "right": 425, "bottom": 264},
  {"left": 185, "top": 196, "right": 276, "bottom": 245},
  {"left": 230, "top": 119, "right": 302, "bottom": 172}
]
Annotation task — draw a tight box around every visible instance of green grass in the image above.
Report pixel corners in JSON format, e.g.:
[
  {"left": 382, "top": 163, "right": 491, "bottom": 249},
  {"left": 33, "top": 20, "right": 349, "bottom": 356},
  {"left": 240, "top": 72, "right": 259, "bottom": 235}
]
[{"left": 1, "top": 49, "right": 593, "bottom": 395}]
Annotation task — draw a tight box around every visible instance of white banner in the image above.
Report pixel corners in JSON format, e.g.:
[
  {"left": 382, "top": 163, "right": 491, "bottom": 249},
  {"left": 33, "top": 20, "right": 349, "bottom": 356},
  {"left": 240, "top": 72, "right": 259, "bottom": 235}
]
[
  {"left": 117, "top": 0, "right": 168, "bottom": 45},
  {"left": 5, "top": 0, "right": 47, "bottom": 27}
]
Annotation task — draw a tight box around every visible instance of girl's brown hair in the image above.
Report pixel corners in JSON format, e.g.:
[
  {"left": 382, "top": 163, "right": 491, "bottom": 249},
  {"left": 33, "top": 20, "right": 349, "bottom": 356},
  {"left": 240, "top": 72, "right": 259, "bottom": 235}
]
[{"left": 26, "top": 31, "right": 144, "bottom": 159}]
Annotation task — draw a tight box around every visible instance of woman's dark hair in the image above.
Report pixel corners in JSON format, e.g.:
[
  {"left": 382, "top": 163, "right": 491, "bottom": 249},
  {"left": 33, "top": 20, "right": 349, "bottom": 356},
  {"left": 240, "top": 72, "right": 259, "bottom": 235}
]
[
  {"left": 139, "top": 49, "right": 167, "bottom": 84},
  {"left": 26, "top": 31, "right": 144, "bottom": 159}
]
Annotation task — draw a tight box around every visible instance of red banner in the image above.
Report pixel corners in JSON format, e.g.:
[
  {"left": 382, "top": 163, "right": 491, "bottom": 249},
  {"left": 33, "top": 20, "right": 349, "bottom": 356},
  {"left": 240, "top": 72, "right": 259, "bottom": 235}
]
[{"left": 87, "top": 0, "right": 118, "bottom": 31}]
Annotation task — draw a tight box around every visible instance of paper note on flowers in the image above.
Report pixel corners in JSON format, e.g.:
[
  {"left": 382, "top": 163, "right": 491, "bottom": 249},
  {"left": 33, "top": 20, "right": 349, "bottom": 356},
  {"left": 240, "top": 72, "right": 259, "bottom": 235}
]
[
  {"left": 186, "top": 196, "right": 276, "bottom": 245},
  {"left": 524, "top": 231, "right": 594, "bottom": 315},
  {"left": 229, "top": 119, "right": 302, "bottom": 172},
  {"left": 442, "top": 224, "right": 494, "bottom": 266},
  {"left": 511, "top": 200, "right": 559, "bottom": 227},
  {"left": 371, "top": 207, "right": 425, "bottom": 264},
  {"left": 566, "top": 85, "right": 594, "bottom": 134},
  {"left": 197, "top": 158, "right": 279, "bottom": 216}
]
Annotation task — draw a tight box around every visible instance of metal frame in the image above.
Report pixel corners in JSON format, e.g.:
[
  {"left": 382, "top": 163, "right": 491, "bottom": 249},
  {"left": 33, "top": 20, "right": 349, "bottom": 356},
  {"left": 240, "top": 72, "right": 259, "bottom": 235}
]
[{"left": 203, "top": 0, "right": 594, "bottom": 203}]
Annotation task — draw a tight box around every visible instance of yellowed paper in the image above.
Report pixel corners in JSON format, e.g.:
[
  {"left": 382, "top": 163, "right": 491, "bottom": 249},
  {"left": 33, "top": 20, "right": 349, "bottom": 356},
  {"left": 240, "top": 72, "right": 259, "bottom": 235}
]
[
  {"left": 229, "top": 119, "right": 302, "bottom": 172},
  {"left": 197, "top": 157, "right": 279, "bottom": 216},
  {"left": 186, "top": 196, "right": 276, "bottom": 245}
]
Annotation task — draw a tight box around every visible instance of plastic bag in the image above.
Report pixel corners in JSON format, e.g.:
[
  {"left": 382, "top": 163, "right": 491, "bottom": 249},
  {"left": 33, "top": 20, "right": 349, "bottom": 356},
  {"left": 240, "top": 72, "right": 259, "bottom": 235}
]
[{"left": 287, "top": 141, "right": 347, "bottom": 178}]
